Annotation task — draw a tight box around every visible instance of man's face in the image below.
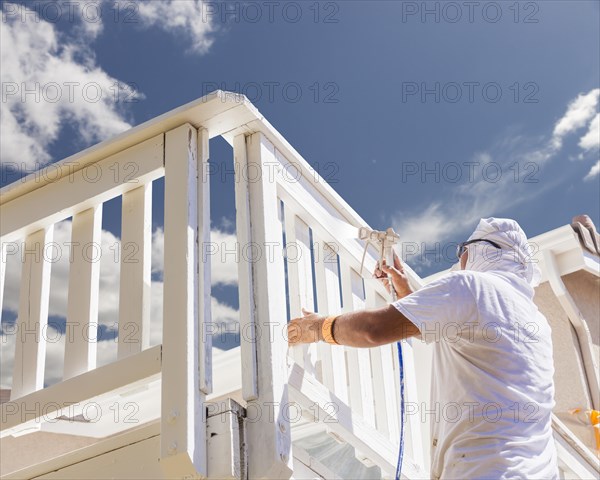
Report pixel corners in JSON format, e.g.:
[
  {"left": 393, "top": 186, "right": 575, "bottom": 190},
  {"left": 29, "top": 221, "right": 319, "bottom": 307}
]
[{"left": 460, "top": 249, "right": 468, "bottom": 270}]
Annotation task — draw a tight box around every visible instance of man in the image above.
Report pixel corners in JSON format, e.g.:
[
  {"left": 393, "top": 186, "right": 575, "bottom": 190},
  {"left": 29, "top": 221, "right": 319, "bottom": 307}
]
[{"left": 288, "top": 217, "right": 559, "bottom": 480}]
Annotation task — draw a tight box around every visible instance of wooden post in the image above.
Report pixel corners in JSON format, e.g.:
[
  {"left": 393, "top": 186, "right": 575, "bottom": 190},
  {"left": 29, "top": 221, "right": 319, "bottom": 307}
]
[
  {"left": 160, "top": 123, "right": 207, "bottom": 478},
  {"left": 233, "top": 134, "right": 258, "bottom": 402},
  {"left": 234, "top": 132, "right": 293, "bottom": 479}
]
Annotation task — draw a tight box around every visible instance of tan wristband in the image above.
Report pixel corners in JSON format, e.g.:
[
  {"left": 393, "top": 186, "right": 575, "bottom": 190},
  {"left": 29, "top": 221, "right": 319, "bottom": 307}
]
[{"left": 322, "top": 314, "right": 341, "bottom": 345}]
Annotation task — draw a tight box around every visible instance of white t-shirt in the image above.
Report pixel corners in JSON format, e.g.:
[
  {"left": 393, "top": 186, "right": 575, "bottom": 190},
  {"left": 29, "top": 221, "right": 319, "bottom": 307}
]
[{"left": 392, "top": 270, "right": 558, "bottom": 480}]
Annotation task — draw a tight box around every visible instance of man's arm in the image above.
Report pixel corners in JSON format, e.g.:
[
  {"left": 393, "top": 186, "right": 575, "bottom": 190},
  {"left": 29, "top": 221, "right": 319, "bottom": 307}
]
[{"left": 288, "top": 304, "right": 420, "bottom": 348}]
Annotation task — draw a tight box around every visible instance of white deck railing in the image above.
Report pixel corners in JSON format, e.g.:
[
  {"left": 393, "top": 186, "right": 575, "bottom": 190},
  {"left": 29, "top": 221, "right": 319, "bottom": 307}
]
[
  {"left": 4, "top": 91, "right": 595, "bottom": 480},
  {"left": 1, "top": 91, "right": 429, "bottom": 479}
]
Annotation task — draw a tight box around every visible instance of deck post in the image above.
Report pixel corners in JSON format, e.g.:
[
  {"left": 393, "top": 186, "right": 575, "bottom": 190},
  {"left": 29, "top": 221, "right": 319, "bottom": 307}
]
[
  {"left": 233, "top": 132, "right": 293, "bottom": 479},
  {"left": 160, "top": 123, "right": 209, "bottom": 478}
]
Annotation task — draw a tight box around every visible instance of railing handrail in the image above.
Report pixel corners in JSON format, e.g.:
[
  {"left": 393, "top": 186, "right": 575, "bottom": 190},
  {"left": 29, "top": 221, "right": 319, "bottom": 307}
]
[
  {"left": 1, "top": 91, "right": 235, "bottom": 204},
  {"left": 0, "top": 91, "right": 421, "bottom": 284}
]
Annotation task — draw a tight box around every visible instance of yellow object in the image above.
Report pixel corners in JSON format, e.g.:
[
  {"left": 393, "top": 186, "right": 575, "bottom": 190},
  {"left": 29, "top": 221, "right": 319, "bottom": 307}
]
[
  {"left": 322, "top": 314, "right": 341, "bottom": 345},
  {"left": 591, "top": 410, "right": 600, "bottom": 454},
  {"left": 569, "top": 408, "right": 600, "bottom": 454}
]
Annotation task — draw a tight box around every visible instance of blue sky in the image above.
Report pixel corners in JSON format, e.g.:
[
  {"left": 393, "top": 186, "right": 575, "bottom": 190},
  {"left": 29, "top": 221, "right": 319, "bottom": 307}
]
[{"left": 1, "top": 1, "right": 599, "bottom": 384}]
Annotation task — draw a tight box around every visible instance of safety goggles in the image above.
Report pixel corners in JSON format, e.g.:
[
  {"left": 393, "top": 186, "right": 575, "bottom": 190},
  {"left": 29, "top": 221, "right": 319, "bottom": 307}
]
[{"left": 456, "top": 239, "right": 502, "bottom": 259}]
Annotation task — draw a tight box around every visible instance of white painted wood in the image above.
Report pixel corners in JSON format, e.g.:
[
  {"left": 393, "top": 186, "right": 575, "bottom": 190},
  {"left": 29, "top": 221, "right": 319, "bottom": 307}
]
[
  {"left": 35, "top": 434, "right": 163, "bottom": 479},
  {"left": 288, "top": 362, "right": 427, "bottom": 480},
  {"left": 283, "top": 204, "right": 317, "bottom": 375},
  {"left": 206, "top": 399, "right": 247, "bottom": 479},
  {"left": 339, "top": 258, "right": 375, "bottom": 428},
  {"left": 313, "top": 239, "right": 348, "bottom": 404},
  {"left": 1, "top": 135, "right": 164, "bottom": 243},
  {"left": 242, "top": 132, "right": 293, "bottom": 479},
  {"left": 0, "top": 91, "right": 247, "bottom": 205},
  {"left": 552, "top": 414, "right": 600, "bottom": 479},
  {"left": 1, "top": 345, "right": 161, "bottom": 434},
  {"left": 293, "top": 445, "right": 342, "bottom": 480},
  {"left": 233, "top": 133, "right": 259, "bottom": 402},
  {"left": 352, "top": 274, "right": 375, "bottom": 429},
  {"left": 117, "top": 184, "right": 152, "bottom": 360},
  {"left": 365, "top": 286, "right": 391, "bottom": 437},
  {"left": 2, "top": 422, "right": 160, "bottom": 480},
  {"left": 401, "top": 338, "right": 425, "bottom": 467},
  {"left": 339, "top": 258, "right": 361, "bottom": 417},
  {"left": 0, "top": 241, "right": 7, "bottom": 320},
  {"left": 197, "top": 128, "right": 213, "bottom": 396},
  {"left": 161, "top": 123, "right": 207, "bottom": 478},
  {"left": 277, "top": 183, "right": 418, "bottom": 303},
  {"left": 374, "top": 291, "right": 400, "bottom": 441},
  {"left": 63, "top": 206, "right": 102, "bottom": 380},
  {"left": 11, "top": 227, "right": 53, "bottom": 400},
  {"left": 544, "top": 250, "right": 600, "bottom": 409},
  {"left": 313, "top": 237, "right": 335, "bottom": 390}
]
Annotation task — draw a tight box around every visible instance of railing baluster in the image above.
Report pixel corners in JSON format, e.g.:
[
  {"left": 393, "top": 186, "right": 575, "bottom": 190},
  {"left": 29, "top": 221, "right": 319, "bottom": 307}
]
[
  {"left": 313, "top": 237, "right": 334, "bottom": 391},
  {"left": 366, "top": 285, "right": 389, "bottom": 436},
  {"left": 367, "top": 291, "right": 400, "bottom": 439},
  {"left": 354, "top": 273, "right": 375, "bottom": 427},
  {"left": 399, "top": 338, "right": 425, "bottom": 466},
  {"left": 313, "top": 238, "right": 348, "bottom": 404},
  {"left": 117, "top": 184, "right": 152, "bottom": 360},
  {"left": 63, "top": 207, "right": 103, "bottom": 380},
  {"left": 197, "top": 128, "right": 212, "bottom": 396},
  {"left": 0, "top": 241, "right": 7, "bottom": 321},
  {"left": 11, "top": 226, "right": 53, "bottom": 399},
  {"left": 283, "top": 204, "right": 317, "bottom": 375},
  {"left": 340, "top": 260, "right": 376, "bottom": 427}
]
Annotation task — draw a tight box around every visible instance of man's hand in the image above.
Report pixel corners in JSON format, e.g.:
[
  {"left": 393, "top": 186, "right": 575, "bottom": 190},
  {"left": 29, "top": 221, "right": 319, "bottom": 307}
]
[
  {"left": 288, "top": 308, "right": 326, "bottom": 346},
  {"left": 373, "top": 252, "right": 414, "bottom": 299}
]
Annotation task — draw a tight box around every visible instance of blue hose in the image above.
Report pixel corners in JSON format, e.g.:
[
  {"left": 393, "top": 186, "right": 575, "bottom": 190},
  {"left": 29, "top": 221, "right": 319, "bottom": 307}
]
[{"left": 395, "top": 341, "right": 405, "bottom": 480}]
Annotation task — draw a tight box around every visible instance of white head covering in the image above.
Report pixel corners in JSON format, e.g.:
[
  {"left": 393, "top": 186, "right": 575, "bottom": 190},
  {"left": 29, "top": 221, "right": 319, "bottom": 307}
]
[{"left": 463, "top": 217, "right": 541, "bottom": 287}]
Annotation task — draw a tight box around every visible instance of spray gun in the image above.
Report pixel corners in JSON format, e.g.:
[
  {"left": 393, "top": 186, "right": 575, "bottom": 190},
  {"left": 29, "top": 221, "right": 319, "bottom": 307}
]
[{"left": 358, "top": 226, "right": 401, "bottom": 301}]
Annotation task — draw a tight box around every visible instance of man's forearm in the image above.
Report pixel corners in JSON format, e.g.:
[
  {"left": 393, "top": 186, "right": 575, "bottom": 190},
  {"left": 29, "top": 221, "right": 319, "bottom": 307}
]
[{"left": 328, "top": 305, "right": 420, "bottom": 347}]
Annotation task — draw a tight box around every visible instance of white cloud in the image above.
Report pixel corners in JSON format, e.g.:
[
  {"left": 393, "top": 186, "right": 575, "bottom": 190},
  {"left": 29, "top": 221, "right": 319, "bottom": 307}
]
[
  {"left": 209, "top": 228, "right": 240, "bottom": 286},
  {"left": 131, "top": 0, "right": 216, "bottom": 54},
  {"left": 151, "top": 227, "right": 165, "bottom": 277},
  {"left": 1, "top": 2, "right": 143, "bottom": 169},
  {"left": 392, "top": 89, "right": 600, "bottom": 262},
  {"left": 584, "top": 160, "right": 600, "bottom": 181},
  {"left": 393, "top": 203, "right": 463, "bottom": 248},
  {"left": 579, "top": 113, "right": 600, "bottom": 151},
  {"left": 552, "top": 88, "right": 600, "bottom": 149},
  {"left": 1, "top": 0, "right": 221, "bottom": 171}
]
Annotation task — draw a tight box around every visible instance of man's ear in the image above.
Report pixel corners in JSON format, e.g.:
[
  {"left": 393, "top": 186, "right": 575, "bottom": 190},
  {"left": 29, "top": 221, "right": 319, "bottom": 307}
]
[{"left": 460, "top": 249, "right": 468, "bottom": 270}]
